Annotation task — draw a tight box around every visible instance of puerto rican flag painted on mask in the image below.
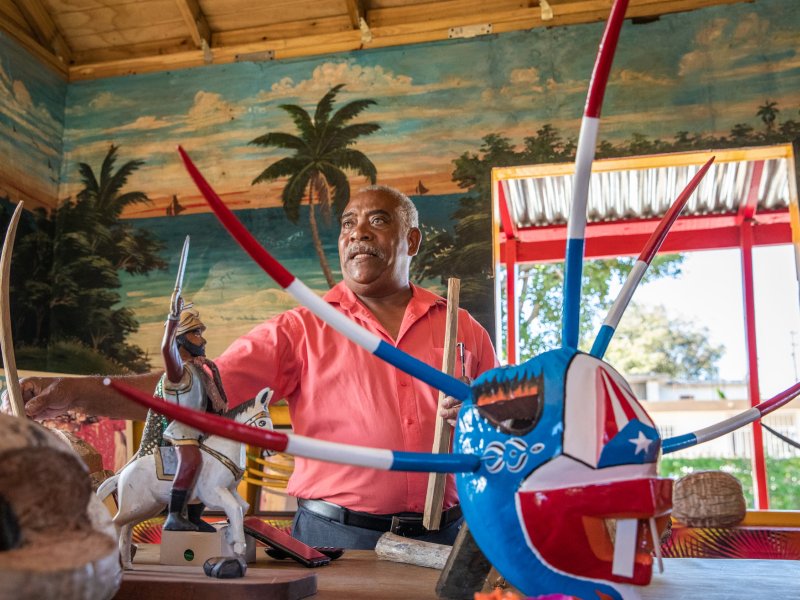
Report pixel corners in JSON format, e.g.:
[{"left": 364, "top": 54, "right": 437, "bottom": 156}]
[{"left": 564, "top": 355, "right": 660, "bottom": 469}]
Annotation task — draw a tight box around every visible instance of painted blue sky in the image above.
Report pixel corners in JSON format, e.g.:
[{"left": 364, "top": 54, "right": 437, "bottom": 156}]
[
  {"left": 50, "top": 0, "right": 800, "bottom": 216},
  {"left": 0, "top": 32, "right": 65, "bottom": 208}
]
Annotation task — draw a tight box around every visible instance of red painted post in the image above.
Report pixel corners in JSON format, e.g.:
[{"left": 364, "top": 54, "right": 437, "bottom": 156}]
[
  {"left": 498, "top": 180, "right": 520, "bottom": 365},
  {"left": 740, "top": 221, "right": 770, "bottom": 509},
  {"left": 506, "top": 240, "right": 519, "bottom": 365}
]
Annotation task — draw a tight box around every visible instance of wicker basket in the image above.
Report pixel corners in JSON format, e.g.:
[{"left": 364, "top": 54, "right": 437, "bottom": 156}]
[{"left": 672, "top": 470, "right": 747, "bottom": 528}]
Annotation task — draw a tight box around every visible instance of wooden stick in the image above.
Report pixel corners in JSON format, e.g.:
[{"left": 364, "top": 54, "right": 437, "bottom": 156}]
[
  {"left": 0, "top": 202, "right": 25, "bottom": 417},
  {"left": 423, "top": 277, "right": 460, "bottom": 530}
]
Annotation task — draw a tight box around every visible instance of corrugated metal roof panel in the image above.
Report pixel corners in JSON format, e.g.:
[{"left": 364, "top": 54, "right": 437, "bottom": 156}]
[{"left": 503, "top": 157, "right": 792, "bottom": 229}]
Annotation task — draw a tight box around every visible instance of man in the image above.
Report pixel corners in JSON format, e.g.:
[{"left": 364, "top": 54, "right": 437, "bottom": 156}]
[{"left": 11, "top": 185, "right": 498, "bottom": 549}]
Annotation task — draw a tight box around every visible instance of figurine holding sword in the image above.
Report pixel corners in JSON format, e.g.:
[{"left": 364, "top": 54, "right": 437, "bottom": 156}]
[{"left": 158, "top": 236, "right": 229, "bottom": 531}]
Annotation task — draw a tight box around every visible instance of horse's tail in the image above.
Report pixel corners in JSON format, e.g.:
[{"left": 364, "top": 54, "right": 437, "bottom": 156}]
[{"left": 96, "top": 473, "right": 119, "bottom": 501}]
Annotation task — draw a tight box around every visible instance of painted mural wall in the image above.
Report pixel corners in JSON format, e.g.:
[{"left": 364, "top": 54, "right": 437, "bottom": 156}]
[
  {"left": 1, "top": 0, "right": 799, "bottom": 379},
  {"left": 0, "top": 31, "right": 65, "bottom": 211}
]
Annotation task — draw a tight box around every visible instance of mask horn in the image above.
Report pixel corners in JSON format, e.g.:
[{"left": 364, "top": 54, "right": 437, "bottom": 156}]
[
  {"left": 178, "top": 147, "right": 471, "bottom": 402},
  {"left": 663, "top": 380, "right": 800, "bottom": 453},
  {"left": 561, "top": 0, "right": 630, "bottom": 350},
  {"left": 0, "top": 201, "right": 26, "bottom": 417},
  {"left": 107, "top": 379, "right": 480, "bottom": 473},
  {"left": 590, "top": 156, "right": 715, "bottom": 358}
]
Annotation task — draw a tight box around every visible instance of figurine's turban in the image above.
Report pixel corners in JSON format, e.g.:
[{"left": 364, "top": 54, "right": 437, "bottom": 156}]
[{"left": 176, "top": 302, "right": 206, "bottom": 336}]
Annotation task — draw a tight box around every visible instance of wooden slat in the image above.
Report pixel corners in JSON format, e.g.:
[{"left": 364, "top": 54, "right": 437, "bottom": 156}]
[
  {"left": 345, "top": 0, "right": 365, "bottom": 29},
  {"left": 66, "top": 0, "right": 750, "bottom": 81},
  {"left": 0, "top": 0, "right": 30, "bottom": 31},
  {"left": 67, "top": 19, "right": 190, "bottom": 52},
  {"left": 69, "top": 28, "right": 363, "bottom": 80},
  {"left": 213, "top": 16, "right": 353, "bottom": 46},
  {"left": 174, "top": 0, "right": 211, "bottom": 48},
  {"left": 71, "top": 36, "right": 195, "bottom": 64},
  {"left": 368, "top": 0, "right": 527, "bottom": 27},
  {"left": 11, "top": 0, "right": 73, "bottom": 63},
  {"left": 204, "top": 0, "right": 343, "bottom": 30},
  {"left": 56, "top": 1, "right": 182, "bottom": 35},
  {"left": 0, "top": 12, "right": 68, "bottom": 75},
  {"left": 423, "top": 278, "right": 460, "bottom": 531}
]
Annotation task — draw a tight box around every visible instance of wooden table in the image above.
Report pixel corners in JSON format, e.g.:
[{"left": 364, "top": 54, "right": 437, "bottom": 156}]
[{"left": 125, "top": 545, "right": 800, "bottom": 599}]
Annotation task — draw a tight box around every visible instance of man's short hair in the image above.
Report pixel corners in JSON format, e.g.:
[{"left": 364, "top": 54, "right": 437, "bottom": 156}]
[{"left": 359, "top": 185, "right": 419, "bottom": 230}]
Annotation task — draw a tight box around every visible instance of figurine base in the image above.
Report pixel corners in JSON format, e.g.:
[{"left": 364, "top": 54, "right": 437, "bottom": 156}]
[{"left": 159, "top": 524, "right": 256, "bottom": 566}]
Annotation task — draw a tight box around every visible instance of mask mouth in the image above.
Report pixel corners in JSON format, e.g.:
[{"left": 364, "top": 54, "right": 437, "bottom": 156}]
[
  {"left": 517, "top": 476, "right": 672, "bottom": 586},
  {"left": 474, "top": 374, "right": 543, "bottom": 436}
]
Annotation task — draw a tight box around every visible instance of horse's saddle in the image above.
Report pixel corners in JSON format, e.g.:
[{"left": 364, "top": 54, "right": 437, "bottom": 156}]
[
  {"left": 154, "top": 446, "right": 178, "bottom": 481},
  {"left": 154, "top": 445, "right": 244, "bottom": 482}
]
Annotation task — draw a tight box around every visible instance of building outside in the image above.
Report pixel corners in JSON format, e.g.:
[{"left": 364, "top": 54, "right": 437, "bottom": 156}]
[{"left": 630, "top": 375, "right": 800, "bottom": 459}]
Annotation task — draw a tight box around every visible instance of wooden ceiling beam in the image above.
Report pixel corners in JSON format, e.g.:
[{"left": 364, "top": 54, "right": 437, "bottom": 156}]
[
  {"left": 0, "top": 12, "right": 67, "bottom": 76},
  {"left": 67, "top": 0, "right": 750, "bottom": 81},
  {"left": 345, "top": 0, "right": 366, "bottom": 29},
  {"left": 213, "top": 16, "right": 353, "bottom": 46},
  {"left": 10, "top": 0, "right": 72, "bottom": 64},
  {"left": 174, "top": 0, "right": 211, "bottom": 48}
]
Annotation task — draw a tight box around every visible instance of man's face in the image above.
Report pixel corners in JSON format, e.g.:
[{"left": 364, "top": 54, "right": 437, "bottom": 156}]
[{"left": 338, "top": 190, "right": 420, "bottom": 297}]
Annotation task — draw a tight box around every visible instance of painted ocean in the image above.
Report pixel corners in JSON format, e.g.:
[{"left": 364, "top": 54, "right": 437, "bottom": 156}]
[{"left": 118, "top": 194, "right": 464, "bottom": 361}]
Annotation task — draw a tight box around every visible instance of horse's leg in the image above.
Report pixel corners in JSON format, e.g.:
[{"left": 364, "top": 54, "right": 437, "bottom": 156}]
[
  {"left": 233, "top": 487, "right": 249, "bottom": 514},
  {"left": 201, "top": 486, "right": 246, "bottom": 557},
  {"left": 114, "top": 460, "right": 169, "bottom": 568},
  {"left": 118, "top": 523, "right": 134, "bottom": 569}
]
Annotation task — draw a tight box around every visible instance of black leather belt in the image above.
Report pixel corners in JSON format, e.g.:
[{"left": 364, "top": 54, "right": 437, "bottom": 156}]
[{"left": 298, "top": 498, "right": 462, "bottom": 537}]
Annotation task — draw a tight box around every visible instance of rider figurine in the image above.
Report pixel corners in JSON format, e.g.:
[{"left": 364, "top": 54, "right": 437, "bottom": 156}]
[{"left": 160, "top": 295, "right": 228, "bottom": 532}]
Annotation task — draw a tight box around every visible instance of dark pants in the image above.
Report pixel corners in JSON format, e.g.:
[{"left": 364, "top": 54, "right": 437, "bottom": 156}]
[{"left": 291, "top": 504, "right": 463, "bottom": 550}]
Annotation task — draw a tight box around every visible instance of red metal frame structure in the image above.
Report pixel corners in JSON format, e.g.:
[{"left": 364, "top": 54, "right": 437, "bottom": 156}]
[{"left": 492, "top": 143, "right": 800, "bottom": 509}]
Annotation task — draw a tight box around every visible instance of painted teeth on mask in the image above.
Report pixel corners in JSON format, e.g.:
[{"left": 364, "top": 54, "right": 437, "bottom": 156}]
[
  {"left": 611, "top": 518, "right": 638, "bottom": 579},
  {"left": 649, "top": 517, "right": 663, "bottom": 574}
]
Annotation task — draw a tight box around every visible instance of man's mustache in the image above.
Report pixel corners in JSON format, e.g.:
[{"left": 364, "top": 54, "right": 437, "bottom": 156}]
[{"left": 347, "top": 243, "right": 385, "bottom": 260}]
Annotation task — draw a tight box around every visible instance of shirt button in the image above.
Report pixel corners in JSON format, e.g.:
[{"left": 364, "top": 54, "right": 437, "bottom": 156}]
[
  {"left": 405, "top": 418, "right": 414, "bottom": 425},
  {"left": 400, "top": 380, "right": 409, "bottom": 387}
]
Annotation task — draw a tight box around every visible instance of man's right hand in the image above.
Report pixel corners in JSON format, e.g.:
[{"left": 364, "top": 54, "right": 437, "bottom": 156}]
[{"left": 2, "top": 374, "right": 160, "bottom": 421}]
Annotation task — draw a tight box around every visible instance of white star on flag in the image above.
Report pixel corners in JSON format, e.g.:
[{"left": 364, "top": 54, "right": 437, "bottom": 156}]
[{"left": 629, "top": 430, "right": 653, "bottom": 455}]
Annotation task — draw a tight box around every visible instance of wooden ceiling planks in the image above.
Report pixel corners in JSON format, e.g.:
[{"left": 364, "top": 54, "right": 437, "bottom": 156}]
[
  {"left": 0, "top": 0, "right": 753, "bottom": 81},
  {"left": 174, "top": 0, "right": 211, "bottom": 48}
]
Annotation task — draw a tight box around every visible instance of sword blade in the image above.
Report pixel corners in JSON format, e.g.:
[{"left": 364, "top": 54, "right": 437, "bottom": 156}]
[{"left": 174, "top": 235, "right": 190, "bottom": 295}]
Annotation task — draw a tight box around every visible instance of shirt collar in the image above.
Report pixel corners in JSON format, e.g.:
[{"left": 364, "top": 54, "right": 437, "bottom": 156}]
[{"left": 324, "top": 281, "right": 446, "bottom": 316}]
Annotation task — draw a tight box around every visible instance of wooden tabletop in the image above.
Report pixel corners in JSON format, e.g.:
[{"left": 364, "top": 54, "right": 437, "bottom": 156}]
[{"left": 127, "top": 544, "right": 800, "bottom": 599}]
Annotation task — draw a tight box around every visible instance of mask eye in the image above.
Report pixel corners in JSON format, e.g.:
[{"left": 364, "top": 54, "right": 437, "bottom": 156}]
[{"left": 475, "top": 374, "right": 544, "bottom": 436}]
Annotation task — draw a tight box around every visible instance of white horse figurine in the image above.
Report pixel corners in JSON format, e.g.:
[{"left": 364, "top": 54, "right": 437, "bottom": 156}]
[{"left": 97, "top": 388, "right": 274, "bottom": 568}]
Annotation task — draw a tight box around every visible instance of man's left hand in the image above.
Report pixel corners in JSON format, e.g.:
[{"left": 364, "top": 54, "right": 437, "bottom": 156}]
[{"left": 439, "top": 395, "right": 461, "bottom": 427}]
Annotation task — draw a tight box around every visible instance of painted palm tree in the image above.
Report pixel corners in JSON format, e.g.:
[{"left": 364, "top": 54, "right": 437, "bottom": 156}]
[
  {"left": 756, "top": 100, "right": 780, "bottom": 133},
  {"left": 73, "top": 144, "right": 165, "bottom": 275},
  {"left": 250, "top": 84, "right": 380, "bottom": 288}
]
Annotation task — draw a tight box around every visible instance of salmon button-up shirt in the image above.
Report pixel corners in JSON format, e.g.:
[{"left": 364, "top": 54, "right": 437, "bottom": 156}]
[{"left": 215, "top": 282, "right": 498, "bottom": 514}]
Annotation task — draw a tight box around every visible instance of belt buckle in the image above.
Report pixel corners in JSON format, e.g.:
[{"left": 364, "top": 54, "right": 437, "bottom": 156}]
[{"left": 390, "top": 515, "right": 426, "bottom": 538}]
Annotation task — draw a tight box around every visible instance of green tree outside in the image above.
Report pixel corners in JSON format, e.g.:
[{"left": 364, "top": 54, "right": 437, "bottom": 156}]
[{"left": 605, "top": 303, "right": 724, "bottom": 380}]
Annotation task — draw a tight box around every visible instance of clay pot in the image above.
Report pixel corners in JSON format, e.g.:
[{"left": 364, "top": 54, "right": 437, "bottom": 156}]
[
  {"left": 0, "top": 413, "right": 121, "bottom": 599},
  {"left": 672, "top": 470, "right": 747, "bottom": 528}
]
